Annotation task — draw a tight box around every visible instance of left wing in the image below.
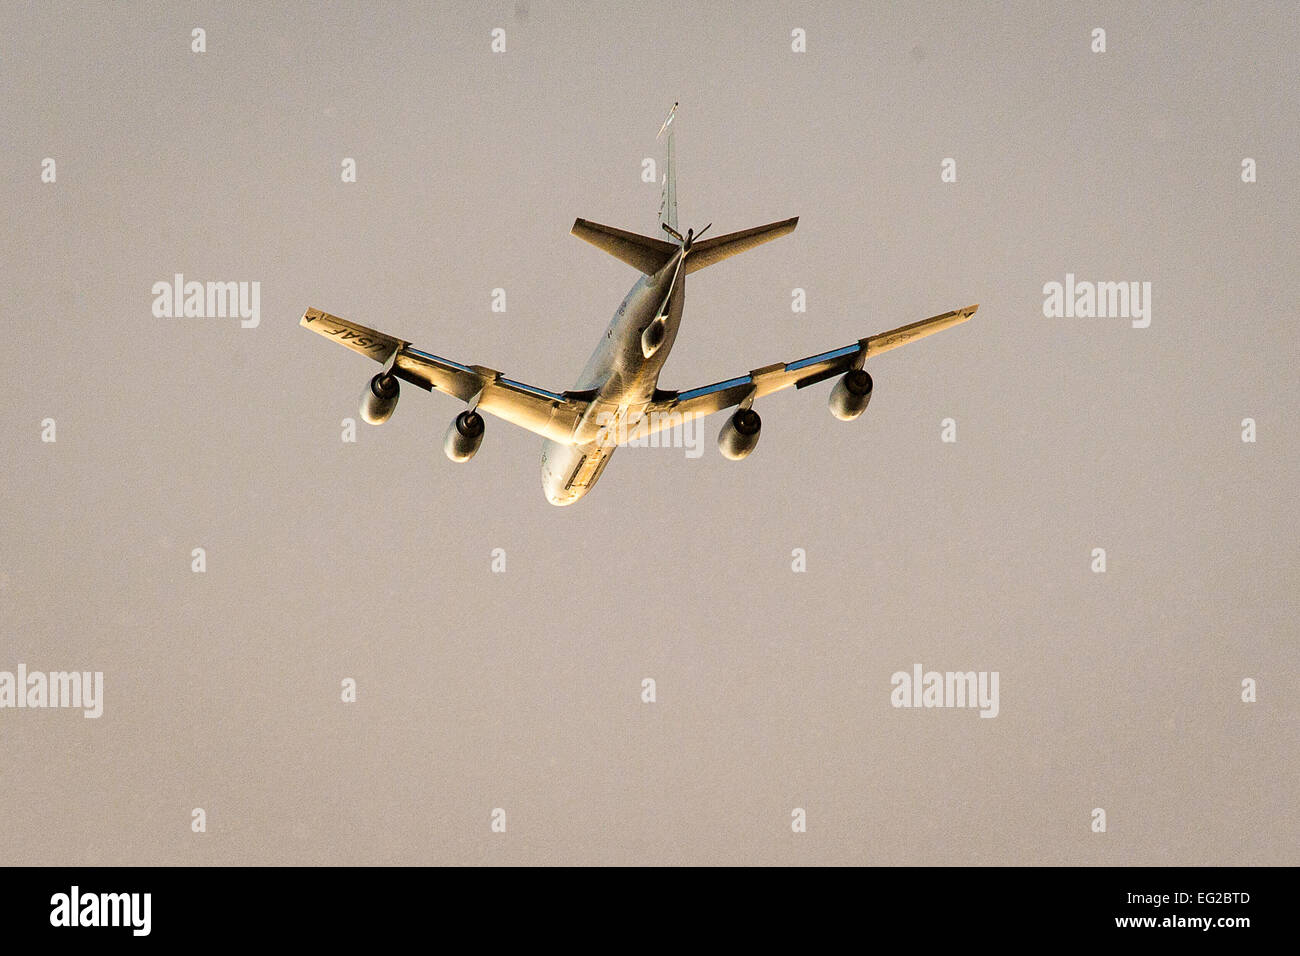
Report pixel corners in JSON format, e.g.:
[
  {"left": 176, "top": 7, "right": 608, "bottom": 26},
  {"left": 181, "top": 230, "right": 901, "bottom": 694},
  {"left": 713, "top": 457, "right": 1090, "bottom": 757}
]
[
  {"left": 301, "top": 307, "right": 593, "bottom": 443},
  {"left": 629, "top": 305, "right": 977, "bottom": 438}
]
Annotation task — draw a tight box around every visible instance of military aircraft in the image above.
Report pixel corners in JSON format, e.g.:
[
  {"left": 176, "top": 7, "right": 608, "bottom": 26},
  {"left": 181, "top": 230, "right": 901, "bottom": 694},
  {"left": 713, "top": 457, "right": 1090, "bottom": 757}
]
[{"left": 301, "top": 104, "right": 977, "bottom": 505}]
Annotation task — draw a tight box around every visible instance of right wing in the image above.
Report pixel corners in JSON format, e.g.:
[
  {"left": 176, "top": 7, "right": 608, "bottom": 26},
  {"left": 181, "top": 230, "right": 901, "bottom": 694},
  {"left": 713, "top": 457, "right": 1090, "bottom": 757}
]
[
  {"left": 301, "top": 307, "right": 593, "bottom": 443},
  {"left": 630, "top": 305, "right": 977, "bottom": 438}
]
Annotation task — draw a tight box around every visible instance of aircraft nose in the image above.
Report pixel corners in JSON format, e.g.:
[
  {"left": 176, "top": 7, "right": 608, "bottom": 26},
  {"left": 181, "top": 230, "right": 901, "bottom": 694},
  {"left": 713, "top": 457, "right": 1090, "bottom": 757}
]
[
  {"left": 545, "top": 487, "right": 580, "bottom": 507},
  {"left": 541, "top": 442, "right": 586, "bottom": 506}
]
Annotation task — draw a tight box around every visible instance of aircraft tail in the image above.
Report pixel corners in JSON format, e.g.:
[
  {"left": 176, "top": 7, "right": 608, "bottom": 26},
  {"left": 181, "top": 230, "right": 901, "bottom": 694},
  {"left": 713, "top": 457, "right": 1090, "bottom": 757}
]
[
  {"left": 570, "top": 216, "right": 799, "bottom": 276},
  {"left": 571, "top": 104, "right": 798, "bottom": 276},
  {"left": 571, "top": 219, "right": 677, "bottom": 275},
  {"left": 658, "top": 102, "right": 678, "bottom": 233},
  {"left": 682, "top": 217, "right": 798, "bottom": 274}
]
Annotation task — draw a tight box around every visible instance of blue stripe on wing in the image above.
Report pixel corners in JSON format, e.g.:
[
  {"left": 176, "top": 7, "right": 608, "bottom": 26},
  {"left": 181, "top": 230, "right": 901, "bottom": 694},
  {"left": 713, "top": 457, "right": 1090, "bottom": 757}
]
[
  {"left": 676, "top": 375, "right": 753, "bottom": 402},
  {"left": 405, "top": 347, "right": 474, "bottom": 374},
  {"left": 784, "top": 343, "right": 860, "bottom": 372},
  {"left": 500, "top": 378, "right": 565, "bottom": 402}
]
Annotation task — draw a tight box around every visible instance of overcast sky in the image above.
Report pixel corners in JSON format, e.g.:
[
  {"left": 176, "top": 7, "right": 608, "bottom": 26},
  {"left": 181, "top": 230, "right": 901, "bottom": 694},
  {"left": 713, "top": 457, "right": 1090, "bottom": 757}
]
[{"left": 1, "top": 1, "right": 1296, "bottom": 864}]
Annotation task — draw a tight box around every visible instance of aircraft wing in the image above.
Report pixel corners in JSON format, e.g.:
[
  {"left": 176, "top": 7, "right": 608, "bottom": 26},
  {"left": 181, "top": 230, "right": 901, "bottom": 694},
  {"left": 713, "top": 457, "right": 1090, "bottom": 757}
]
[
  {"left": 630, "top": 305, "right": 977, "bottom": 437},
  {"left": 300, "top": 307, "right": 592, "bottom": 443}
]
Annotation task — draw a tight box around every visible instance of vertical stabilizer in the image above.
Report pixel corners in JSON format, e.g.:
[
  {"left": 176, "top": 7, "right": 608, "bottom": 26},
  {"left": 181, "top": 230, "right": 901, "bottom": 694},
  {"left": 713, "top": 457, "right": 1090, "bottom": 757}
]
[{"left": 657, "top": 102, "right": 679, "bottom": 234}]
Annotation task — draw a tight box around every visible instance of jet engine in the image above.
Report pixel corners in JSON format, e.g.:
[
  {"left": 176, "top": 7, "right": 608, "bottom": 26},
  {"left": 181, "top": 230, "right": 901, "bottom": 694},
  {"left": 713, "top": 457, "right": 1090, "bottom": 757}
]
[
  {"left": 718, "top": 408, "right": 761, "bottom": 460},
  {"left": 360, "top": 373, "right": 400, "bottom": 424},
  {"left": 444, "top": 410, "right": 485, "bottom": 462},
  {"left": 828, "top": 369, "right": 873, "bottom": 421}
]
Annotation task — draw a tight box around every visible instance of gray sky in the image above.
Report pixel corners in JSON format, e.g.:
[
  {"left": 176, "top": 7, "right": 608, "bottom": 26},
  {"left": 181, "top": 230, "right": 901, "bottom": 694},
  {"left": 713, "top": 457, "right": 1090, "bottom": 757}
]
[{"left": 1, "top": 1, "right": 1296, "bottom": 864}]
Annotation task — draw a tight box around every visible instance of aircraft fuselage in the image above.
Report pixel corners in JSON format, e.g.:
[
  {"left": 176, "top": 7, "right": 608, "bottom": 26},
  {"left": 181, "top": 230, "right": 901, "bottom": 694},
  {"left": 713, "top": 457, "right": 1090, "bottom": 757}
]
[{"left": 541, "top": 249, "right": 686, "bottom": 506}]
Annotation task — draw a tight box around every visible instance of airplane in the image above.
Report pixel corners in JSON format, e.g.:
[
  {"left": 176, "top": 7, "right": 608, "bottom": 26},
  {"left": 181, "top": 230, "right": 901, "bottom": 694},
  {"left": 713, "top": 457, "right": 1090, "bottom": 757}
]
[{"left": 301, "top": 104, "right": 977, "bottom": 506}]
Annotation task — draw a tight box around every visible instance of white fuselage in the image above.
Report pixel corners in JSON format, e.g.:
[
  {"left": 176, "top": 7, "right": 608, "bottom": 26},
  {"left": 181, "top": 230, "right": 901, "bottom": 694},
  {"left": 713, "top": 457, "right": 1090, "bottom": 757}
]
[{"left": 541, "top": 249, "right": 686, "bottom": 505}]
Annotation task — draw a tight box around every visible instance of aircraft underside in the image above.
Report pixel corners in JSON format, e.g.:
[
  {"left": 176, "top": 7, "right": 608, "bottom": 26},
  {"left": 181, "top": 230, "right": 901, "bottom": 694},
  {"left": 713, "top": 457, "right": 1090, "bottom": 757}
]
[{"left": 300, "top": 104, "right": 977, "bottom": 506}]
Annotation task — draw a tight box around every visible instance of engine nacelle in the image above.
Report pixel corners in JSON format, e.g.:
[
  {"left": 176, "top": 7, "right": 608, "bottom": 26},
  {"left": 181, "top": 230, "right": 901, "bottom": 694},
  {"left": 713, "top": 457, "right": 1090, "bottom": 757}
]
[
  {"left": 718, "top": 408, "right": 761, "bottom": 460},
  {"left": 829, "top": 369, "right": 873, "bottom": 421},
  {"left": 444, "top": 410, "right": 485, "bottom": 462},
  {"left": 360, "top": 373, "right": 400, "bottom": 424}
]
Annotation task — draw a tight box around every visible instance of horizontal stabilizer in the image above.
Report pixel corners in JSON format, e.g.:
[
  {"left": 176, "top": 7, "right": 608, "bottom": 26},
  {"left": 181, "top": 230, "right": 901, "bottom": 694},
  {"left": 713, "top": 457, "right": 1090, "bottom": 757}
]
[
  {"left": 571, "top": 219, "right": 677, "bottom": 275},
  {"left": 684, "top": 217, "right": 798, "bottom": 275}
]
